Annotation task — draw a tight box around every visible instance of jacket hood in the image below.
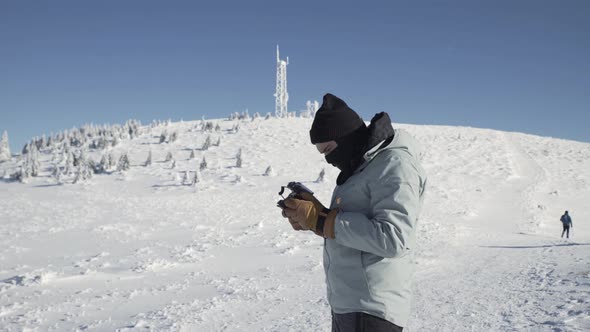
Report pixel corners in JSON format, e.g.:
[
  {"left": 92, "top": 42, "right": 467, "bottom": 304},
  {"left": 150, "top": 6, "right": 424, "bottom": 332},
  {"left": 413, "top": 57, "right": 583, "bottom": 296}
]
[
  {"left": 365, "top": 112, "right": 395, "bottom": 152},
  {"left": 360, "top": 117, "right": 423, "bottom": 170}
]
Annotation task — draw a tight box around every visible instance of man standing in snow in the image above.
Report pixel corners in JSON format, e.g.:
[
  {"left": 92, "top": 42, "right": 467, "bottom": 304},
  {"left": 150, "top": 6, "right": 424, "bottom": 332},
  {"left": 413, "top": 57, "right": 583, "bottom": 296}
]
[
  {"left": 280, "top": 93, "right": 427, "bottom": 331},
  {"left": 560, "top": 211, "right": 573, "bottom": 239}
]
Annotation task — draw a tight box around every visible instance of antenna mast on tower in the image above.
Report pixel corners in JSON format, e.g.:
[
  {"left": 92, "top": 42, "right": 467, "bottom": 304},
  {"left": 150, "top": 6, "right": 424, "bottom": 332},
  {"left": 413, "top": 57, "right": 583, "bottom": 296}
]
[{"left": 274, "top": 45, "right": 289, "bottom": 118}]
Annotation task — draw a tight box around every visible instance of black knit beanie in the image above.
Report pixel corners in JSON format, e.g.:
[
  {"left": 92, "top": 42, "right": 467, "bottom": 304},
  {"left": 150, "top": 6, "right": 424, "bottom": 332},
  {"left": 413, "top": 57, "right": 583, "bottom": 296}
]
[{"left": 309, "top": 93, "right": 366, "bottom": 144}]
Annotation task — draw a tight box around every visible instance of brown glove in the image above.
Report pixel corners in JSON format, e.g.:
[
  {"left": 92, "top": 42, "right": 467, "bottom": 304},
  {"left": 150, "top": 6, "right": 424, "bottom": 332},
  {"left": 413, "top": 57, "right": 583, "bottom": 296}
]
[{"left": 282, "top": 198, "right": 339, "bottom": 238}]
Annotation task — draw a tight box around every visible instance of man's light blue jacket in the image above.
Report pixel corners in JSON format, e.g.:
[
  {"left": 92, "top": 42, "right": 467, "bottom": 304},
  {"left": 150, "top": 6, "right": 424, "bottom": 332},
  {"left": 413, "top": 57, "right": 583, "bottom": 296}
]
[{"left": 325, "top": 129, "right": 427, "bottom": 327}]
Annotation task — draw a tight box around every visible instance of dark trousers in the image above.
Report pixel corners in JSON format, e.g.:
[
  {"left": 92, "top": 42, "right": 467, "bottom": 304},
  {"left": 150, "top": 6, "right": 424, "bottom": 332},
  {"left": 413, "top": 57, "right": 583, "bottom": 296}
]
[
  {"left": 561, "top": 225, "right": 570, "bottom": 238},
  {"left": 331, "top": 312, "right": 403, "bottom": 332}
]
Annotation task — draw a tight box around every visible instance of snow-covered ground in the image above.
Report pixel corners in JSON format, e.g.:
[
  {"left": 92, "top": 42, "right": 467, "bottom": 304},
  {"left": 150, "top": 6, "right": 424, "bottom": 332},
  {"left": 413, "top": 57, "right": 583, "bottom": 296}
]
[{"left": 1, "top": 117, "right": 589, "bottom": 331}]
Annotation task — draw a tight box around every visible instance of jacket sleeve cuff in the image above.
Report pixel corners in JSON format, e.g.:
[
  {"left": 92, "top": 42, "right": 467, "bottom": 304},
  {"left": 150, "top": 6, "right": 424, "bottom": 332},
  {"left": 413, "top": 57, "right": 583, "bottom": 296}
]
[{"left": 322, "top": 208, "right": 339, "bottom": 239}]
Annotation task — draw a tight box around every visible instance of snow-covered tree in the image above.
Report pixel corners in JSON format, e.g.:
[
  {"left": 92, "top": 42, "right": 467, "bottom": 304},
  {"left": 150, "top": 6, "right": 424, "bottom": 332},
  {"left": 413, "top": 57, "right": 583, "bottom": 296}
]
[
  {"left": 54, "top": 166, "right": 63, "bottom": 185},
  {"left": 0, "top": 131, "right": 11, "bottom": 162},
  {"left": 316, "top": 168, "right": 326, "bottom": 183},
  {"left": 26, "top": 145, "right": 41, "bottom": 177},
  {"left": 117, "top": 153, "right": 130, "bottom": 172},
  {"left": 91, "top": 137, "right": 108, "bottom": 150},
  {"left": 165, "top": 151, "right": 173, "bottom": 162},
  {"left": 87, "top": 158, "right": 96, "bottom": 175},
  {"left": 46, "top": 135, "right": 54, "bottom": 149},
  {"left": 171, "top": 160, "right": 176, "bottom": 169},
  {"left": 72, "top": 167, "right": 83, "bottom": 184},
  {"left": 236, "top": 153, "right": 243, "bottom": 168},
  {"left": 202, "top": 136, "right": 211, "bottom": 151},
  {"left": 96, "top": 154, "right": 108, "bottom": 174},
  {"left": 189, "top": 149, "right": 196, "bottom": 159},
  {"left": 159, "top": 131, "right": 168, "bottom": 144},
  {"left": 14, "top": 166, "right": 29, "bottom": 183},
  {"left": 305, "top": 100, "right": 320, "bottom": 118},
  {"left": 64, "top": 151, "right": 75, "bottom": 175},
  {"left": 192, "top": 170, "right": 201, "bottom": 186},
  {"left": 215, "top": 124, "right": 221, "bottom": 132},
  {"left": 73, "top": 161, "right": 93, "bottom": 184},
  {"left": 169, "top": 131, "right": 178, "bottom": 143},
  {"left": 22, "top": 142, "right": 31, "bottom": 155},
  {"left": 263, "top": 166, "right": 275, "bottom": 176},
  {"left": 214, "top": 137, "right": 221, "bottom": 147},
  {"left": 182, "top": 170, "right": 189, "bottom": 185},
  {"left": 145, "top": 150, "right": 152, "bottom": 167},
  {"left": 125, "top": 119, "right": 141, "bottom": 139},
  {"left": 107, "top": 152, "right": 116, "bottom": 170},
  {"left": 200, "top": 156, "right": 207, "bottom": 171},
  {"left": 73, "top": 149, "right": 87, "bottom": 167}
]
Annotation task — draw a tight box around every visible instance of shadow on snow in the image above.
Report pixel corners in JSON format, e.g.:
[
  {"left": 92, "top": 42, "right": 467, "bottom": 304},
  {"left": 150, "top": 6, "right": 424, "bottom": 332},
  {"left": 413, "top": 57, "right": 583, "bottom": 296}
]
[{"left": 481, "top": 243, "right": 590, "bottom": 249}]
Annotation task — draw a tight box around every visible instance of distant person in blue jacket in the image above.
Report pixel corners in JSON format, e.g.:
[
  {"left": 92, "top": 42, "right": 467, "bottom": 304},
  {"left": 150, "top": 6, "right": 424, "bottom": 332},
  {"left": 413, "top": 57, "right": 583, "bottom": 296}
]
[{"left": 560, "top": 211, "right": 573, "bottom": 238}]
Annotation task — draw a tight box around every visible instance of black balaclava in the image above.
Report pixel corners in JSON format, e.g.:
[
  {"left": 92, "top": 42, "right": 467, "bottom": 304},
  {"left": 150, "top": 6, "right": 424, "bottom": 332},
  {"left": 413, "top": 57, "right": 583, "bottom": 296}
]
[{"left": 310, "top": 93, "right": 368, "bottom": 184}]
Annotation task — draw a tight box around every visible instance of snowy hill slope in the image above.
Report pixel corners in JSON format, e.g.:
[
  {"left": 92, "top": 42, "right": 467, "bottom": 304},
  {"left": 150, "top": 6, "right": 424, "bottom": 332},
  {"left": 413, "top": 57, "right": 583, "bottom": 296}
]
[{"left": 1, "top": 117, "right": 589, "bottom": 331}]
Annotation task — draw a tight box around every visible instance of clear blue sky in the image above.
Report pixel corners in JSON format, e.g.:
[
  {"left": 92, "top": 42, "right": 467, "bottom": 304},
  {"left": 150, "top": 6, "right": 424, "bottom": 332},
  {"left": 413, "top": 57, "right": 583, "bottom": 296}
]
[{"left": 1, "top": 0, "right": 589, "bottom": 153}]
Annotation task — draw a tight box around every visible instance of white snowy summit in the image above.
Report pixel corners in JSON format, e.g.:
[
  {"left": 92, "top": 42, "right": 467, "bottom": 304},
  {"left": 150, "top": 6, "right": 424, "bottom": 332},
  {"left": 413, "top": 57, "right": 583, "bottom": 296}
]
[{"left": 0, "top": 117, "right": 589, "bottom": 331}]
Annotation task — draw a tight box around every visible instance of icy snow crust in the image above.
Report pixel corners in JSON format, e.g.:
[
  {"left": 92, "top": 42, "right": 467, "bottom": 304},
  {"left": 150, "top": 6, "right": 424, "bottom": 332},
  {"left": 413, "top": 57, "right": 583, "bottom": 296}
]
[{"left": 1, "top": 118, "right": 589, "bottom": 331}]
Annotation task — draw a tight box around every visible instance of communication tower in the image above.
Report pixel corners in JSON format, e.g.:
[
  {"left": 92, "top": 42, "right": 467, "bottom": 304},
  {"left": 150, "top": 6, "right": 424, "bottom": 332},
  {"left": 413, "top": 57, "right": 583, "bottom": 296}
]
[{"left": 274, "top": 45, "right": 289, "bottom": 118}]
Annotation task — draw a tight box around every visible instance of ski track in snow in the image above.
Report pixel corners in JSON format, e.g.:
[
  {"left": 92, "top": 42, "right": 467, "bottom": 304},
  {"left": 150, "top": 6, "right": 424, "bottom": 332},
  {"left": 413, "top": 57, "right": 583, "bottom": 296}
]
[{"left": 1, "top": 118, "right": 589, "bottom": 331}]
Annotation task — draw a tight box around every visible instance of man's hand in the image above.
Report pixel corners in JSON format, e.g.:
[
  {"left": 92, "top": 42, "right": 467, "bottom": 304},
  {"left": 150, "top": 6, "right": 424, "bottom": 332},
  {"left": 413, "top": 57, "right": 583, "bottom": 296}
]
[
  {"left": 281, "top": 197, "right": 339, "bottom": 238},
  {"left": 283, "top": 198, "right": 318, "bottom": 231}
]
